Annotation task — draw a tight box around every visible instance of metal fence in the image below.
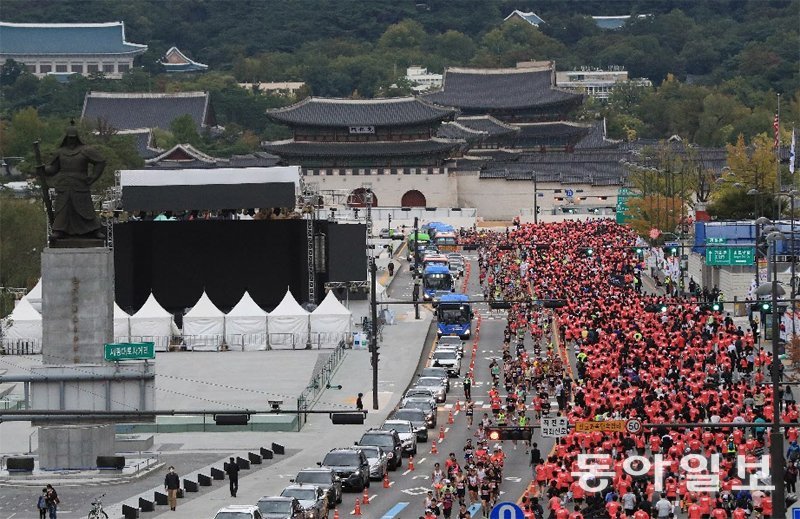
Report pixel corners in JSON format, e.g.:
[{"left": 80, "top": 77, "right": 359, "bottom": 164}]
[
  {"left": 1, "top": 339, "right": 42, "bottom": 355},
  {"left": 296, "top": 340, "right": 348, "bottom": 431}
]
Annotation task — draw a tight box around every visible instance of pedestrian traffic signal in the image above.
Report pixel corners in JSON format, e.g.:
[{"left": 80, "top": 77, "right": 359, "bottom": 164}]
[
  {"left": 712, "top": 302, "right": 721, "bottom": 312},
  {"left": 485, "top": 426, "right": 533, "bottom": 441},
  {"left": 762, "top": 302, "right": 771, "bottom": 311}
]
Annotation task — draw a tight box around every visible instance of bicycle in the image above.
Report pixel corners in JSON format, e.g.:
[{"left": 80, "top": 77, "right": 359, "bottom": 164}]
[{"left": 88, "top": 493, "right": 107, "bottom": 519}]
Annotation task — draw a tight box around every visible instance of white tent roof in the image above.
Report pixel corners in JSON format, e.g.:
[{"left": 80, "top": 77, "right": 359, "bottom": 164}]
[
  {"left": 9, "top": 297, "right": 41, "bottom": 321},
  {"left": 312, "top": 290, "right": 351, "bottom": 316},
  {"left": 131, "top": 293, "right": 172, "bottom": 319},
  {"left": 270, "top": 288, "right": 308, "bottom": 316},
  {"left": 113, "top": 301, "right": 130, "bottom": 339},
  {"left": 114, "top": 302, "right": 130, "bottom": 320},
  {"left": 184, "top": 291, "right": 225, "bottom": 318},
  {"left": 227, "top": 291, "right": 267, "bottom": 317},
  {"left": 24, "top": 279, "right": 42, "bottom": 301}
]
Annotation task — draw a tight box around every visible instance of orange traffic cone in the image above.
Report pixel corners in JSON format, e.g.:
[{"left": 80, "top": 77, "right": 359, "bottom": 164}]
[
  {"left": 409, "top": 456, "right": 415, "bottom": 471},
  {"left": 448, "top": 410, "right": 454, "bottom": 424},
  {"left": 383, "top": 473, "right": 390, "bottom": 488},
  {"left": 439, "top": 426, "right": 445, "bottom": 441},
  {"left": 334, "top": 509, "right": 340, "bottom": 519},
  {"left": 353, "top": 498, "right": 361, "bottom": 516},
  {"left": 455, "top": 400, "right": 461, "bottom": 412},
  {"left": 431, "top": 440, "right": 438, "bottom": 454},
  {"left": 362, "top": 487, "right": 370, "bottom": 505}
]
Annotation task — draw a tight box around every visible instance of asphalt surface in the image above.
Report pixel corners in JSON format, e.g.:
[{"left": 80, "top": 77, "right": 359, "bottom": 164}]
[{"left": 348, "top": 253, "right": 559, "bottom": 519}]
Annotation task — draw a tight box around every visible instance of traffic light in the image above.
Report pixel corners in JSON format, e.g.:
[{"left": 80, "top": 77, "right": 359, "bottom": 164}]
[
  {"left": 712, "top": 302, "right": 722, "bottom": 312},
  {"left": 542, "top": 299, "right": 567, "bottom": 309},
  {"left": 762, "top": 302, "right": 771, "bottom": 311},
  {"left": 485, "top": 426, "right": 533, "bottom": 441}
]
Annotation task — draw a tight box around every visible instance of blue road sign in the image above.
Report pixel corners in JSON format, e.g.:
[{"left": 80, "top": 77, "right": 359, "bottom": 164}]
[
  {"left": 793, "top": 508, "right": 800, "bottom": 519},
  {"left": 490, "top": 502, "right": 525, "bottom": 519},
  {"left": 565, "top": 189, "right": 574, "bottom": 197}
]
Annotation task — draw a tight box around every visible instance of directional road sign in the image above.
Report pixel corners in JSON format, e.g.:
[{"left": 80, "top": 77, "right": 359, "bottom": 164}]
[{"left": 104, "top": 342, "right": 155, "bottom": 362}]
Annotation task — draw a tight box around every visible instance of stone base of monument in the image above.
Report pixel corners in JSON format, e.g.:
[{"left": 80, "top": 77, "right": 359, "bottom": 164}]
[{"left": 39, "top": 424, "right": 115, "bottom": 470}]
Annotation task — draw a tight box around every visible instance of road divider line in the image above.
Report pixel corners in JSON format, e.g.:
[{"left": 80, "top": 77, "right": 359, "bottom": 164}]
[{"left": 402, "top": 469, "right": 411, "bottom": 476}]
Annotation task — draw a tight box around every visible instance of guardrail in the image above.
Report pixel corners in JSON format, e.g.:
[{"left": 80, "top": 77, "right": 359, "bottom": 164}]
[
  {"left": 1, "top": 339, "right": 42, "bottom": 355},
  {"left": 296, "top": 340, "right": 348, "bottom": 431}
]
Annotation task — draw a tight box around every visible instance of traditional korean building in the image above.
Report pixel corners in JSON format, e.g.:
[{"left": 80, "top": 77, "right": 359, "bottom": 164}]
[
  {"left": 262, "top": 97, "right": 464, "bottom": 207},
  {"left": 160, "top": 47, "right": 208, "bottom": 73},
  {"left": 0, "top": 21, "right": 147, "bottom": 79},
  {"left": 145, "top": 143, "right": 279, "bottom": 168}
]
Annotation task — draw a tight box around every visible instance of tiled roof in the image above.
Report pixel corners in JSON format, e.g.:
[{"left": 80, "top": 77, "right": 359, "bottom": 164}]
[
  {"left": 437, "top": 122, "right": 487, "bottom": 141},
  {"left": 421, "top": 67, "right": 582, "bottom": 111},
  {"left": 574, "top": 120, "right": 621, "bottom": 149},
  {"left": 456, "top": 116, "right": 519, "bottom": 137},
  {"left": 145, "top": 145, "right": 279, "bottom": 168},
  {"left": 81, "top": 91, "right": 212, "bottom": 132},
  {"left": 116, "top": 129, "right": 162, "bottom": 159},
  {"left": 0, "top": 22, "right": 147, "bottom": 56},
  {"left": 160, "top": 47, "right": 208, "bottom": 72},
  {"left": 516, "top": 122, "right": 592, "bottom": 139},
  {"left": 261, "top": 138, "right": 463, "bottom": 158},
  {"left": 266, "top": 97, "right": 456, "bottom": 127}
]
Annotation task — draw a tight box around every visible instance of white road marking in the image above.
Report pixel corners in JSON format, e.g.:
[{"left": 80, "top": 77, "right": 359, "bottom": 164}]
[
  {"left": 402, "top": 469, "right": 411, "bottom": 476},
  {"left": 418, "top": 457, "right": 426, "bottom": 463}
]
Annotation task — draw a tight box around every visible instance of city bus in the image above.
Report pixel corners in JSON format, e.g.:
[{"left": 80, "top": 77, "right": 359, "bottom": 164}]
[
  {"left": 422, "top": 264, "right": 453, "bottom": 302},
  {"left": 436, "top": 293, "right": 473, "bottom": 339}
]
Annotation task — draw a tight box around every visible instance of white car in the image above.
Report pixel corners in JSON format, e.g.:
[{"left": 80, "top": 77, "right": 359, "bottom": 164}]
[
  {"left": 413, "top": 377, "right": 447, "bottom": 403},
  {"left": 381, "top": 419, "right": 418, "bottom": 456},
  {"left": 437, "top": 336, "right": 465, "bottom": 354},
  {"left": 358, "top": 445, "right": 389, "bottom": 480},
  {"left": 214, "top": 505, "right": 264, "bottom": 519}
]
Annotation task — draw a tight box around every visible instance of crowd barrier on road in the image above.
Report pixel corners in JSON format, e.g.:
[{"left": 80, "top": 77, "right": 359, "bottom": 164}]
[
  {"left": 296, "top": 340, "right": 347, "bottom": 430},
  {"left": 1, "top": 339, "right": 42, "bottom": 355}
]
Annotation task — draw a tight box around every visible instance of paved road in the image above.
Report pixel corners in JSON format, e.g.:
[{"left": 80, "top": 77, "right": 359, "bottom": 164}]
[{"left": 351, "top": 254, "right": 559, "bottom": 519}]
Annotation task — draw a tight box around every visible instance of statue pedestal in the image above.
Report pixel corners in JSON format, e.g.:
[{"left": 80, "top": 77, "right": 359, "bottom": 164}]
[
  {"left": 42, "top": 247, "right": 113, "bottom": 364},
  {"left": 39, "top": 424, "right": 115, "bottom": 470}
]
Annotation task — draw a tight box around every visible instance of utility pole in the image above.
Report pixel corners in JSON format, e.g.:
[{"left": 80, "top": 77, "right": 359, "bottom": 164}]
[
  {"left": 413, "top": 217, "right": 420, "bottom": 320},
  {"left": 533, "top": 173, "right": 539, "bottom": 225},
  {"left": 369, "top": 258, "right": 379, "bottom": 410},
  {"left": 767, "top": 233, "right": 786, "bottom": 518}
]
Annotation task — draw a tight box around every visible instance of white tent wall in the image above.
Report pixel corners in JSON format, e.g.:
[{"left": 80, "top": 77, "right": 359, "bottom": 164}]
[
  {"left": 267, "top": 289, "right": 309, "bottom": 349},
  {"left": 183, "top": 291, "right": 225, "bottom": 351},
  {"left": 2, "top": 298, "right": 43, "bottom": 354},
  {"left": 129, "top": 293, "right": 177, "bottom": 351},
  {"left": 113, "top": 302, "right": 131, "bottom": 342},
  {"left": 224, "top": 291, "right": 268, "bottom": 351},
  {"left": 23, "top": 279, "right": 42, "bottom": 312},
  {"left": 310, "top": 291, "right": 352, "bottom": 348}
]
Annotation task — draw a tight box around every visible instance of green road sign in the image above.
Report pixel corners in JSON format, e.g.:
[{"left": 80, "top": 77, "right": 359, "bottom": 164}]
[
  {"left": 104, "top": 342, "right": 155, "bottom": 361},
  {"left": 707, "top": 237, "right": 727, "bottom": 244},
  {"left": 705, "top": 246, "right": 755, "bottom": 266}
]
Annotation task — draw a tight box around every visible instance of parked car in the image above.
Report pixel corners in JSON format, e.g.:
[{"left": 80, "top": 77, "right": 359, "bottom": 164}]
[
  {"left": 279, "top": 484, "right": 328, "bottom": 519},
  {"left": 358, "top": 429, "right": 403, "bottom": 469},
  {"left": 403, "top": 387, "right": 437, "bottom": 402},
  {"left": 293, "top": 467, "right": 342, "bottom": 505},
  {"left": 431, "top": 349, "right": 462, "bottom": 376},
  {"left": 256, "top": 497, "right": 305, "bottom": 519},
  {"left": 401, "top": 398, "right": 437, "bottom": 428},
  {"left": 357, "top": 445, "right": 389, "bottom": 480},
  {"left": 214, "top": 505, "right": 264, "bottom": 519},
  {"left": 413, "top": 376, "right": 448, "bottom": 403},
  {"left": 319, "top": 448, "right": 370, "bottom": 491},
  {"left": 420, "top": 366, "right": 450, "bottom": 391},
  {"left": 381, "top": 419, "right": 418, "bottom": 456},
  {"left": 437, "top": 335, "right": 465, "bottom": 355},
  {"left": 378, "top": 228, "right": 392, "bottom": 239},
  {"left": 392, "top": 407, "right": 429, "bottom": 442}
]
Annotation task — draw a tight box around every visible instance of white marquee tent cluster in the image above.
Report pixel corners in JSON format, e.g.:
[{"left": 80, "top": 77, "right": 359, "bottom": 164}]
[{"left": 2, "top": 282, "right": 352, "bottom": 354}]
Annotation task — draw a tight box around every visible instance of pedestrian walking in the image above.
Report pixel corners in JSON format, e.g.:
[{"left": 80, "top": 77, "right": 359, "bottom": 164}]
[
  {"left": 44, "top": 484, "right": 59, "bottom": 519},
  {"left": 37, "top": 488, "right": 47, "bottom": 519},
  {"left": 388, "top": 261, "right": 395, "bottom": 276},
  {"left": 356, "top": 392, "right": 364, "bottom": 411},
  {"left": 164, "top": 466, "right": 180, "bottom": 511},
  {"left": 225, "top": 457, "right": 240, "bottom": 497},
  {"left": 463, "top": 374, "right": 472, "bottom": 401}
]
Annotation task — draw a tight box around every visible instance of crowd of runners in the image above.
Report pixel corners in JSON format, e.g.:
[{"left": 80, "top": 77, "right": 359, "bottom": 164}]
[{"left": 422, "top": 220, "right": 798, "bottom": 519}]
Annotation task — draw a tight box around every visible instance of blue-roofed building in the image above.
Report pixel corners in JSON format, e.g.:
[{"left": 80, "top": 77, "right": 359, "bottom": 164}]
[
  {"left": 159, "top": 47, "right": 208, "bottom": 73},
  {"left": 0, "top": 21, "right": 147, "bottom": 79},
  {"left": 503, "top": 10, "right": 545, "bottom": 27}
]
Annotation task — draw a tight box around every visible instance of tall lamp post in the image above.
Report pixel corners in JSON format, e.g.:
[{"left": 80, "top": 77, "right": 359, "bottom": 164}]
[{"left": 755, "top": 229, "right": 787, "bottom": 517}]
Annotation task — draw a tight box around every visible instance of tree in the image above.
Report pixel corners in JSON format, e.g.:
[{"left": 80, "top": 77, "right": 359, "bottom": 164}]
[
  {"left": 626, "top": 194, "right": 685, "bottom": 240},
  {"left": 169, "top": 114, "right": 202, "bottom": 147},
  {"left": 0, "top": 59, "right": 25, "bottom": 86},
  {"left": 0, "top": 194, "right": 47, "bottom": 316}
]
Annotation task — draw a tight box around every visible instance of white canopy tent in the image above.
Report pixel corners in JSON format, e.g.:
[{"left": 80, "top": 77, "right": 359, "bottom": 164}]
[
  {"left": 268, "top": 289, "right": 309, "bottom": 349},
  {"left": 23, "top": 279, "right": 42, "bottom": 313},
  {"left": 2, "top": 298, "right": 42, "bottom": 353},
  {"left": 129, "top": 293, "right": 178, "bottom": 351},
  {"left": 310, "top": 291, "right": 352, "bottom": 347},
  {"left": 113, "top": 302, "right": 131, "bottom": 341},
  {"left": 225, "top": 291, "right": 268, "bottom": 351},
  {"left": 183, "top": 291, "right": 225, "bottom": 351}
]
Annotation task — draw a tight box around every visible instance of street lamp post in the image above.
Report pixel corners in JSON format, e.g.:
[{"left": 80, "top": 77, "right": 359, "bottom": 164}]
[{"left": 532, "top": 171, "right": 539, "bottom": 225}]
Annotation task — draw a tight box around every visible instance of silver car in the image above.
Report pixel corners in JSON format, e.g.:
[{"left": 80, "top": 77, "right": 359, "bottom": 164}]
[
  {"left": 381, "top": 419, "right": 418, "bottom": 456},
  {"left": 401, "top": 398, "right": 437, "bottom": 428},
  {"left": 279, "top": 485, "right": 328, "bottom": 519},
  {"left": 392, "top": 407, "right": 429, "bottom": 442},
  {"left": 431, "top": 349, "right": 461, "bottom": 376},
  {"left": 358, "top": 445, "right": 389, "bottom": 480},
  {"left": 413, "top": 377, "right": 447, "bottom": 403},
  {"left": 420, "top": 366, "right": 449, "bottom": 390}
]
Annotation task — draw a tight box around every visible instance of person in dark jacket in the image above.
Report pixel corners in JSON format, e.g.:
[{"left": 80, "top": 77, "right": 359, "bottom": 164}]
[
  {"left": 226, "top": 457, "right": 240, "bottom": 497},
  {"left": 164, "top": 466, "right": 180, "bottom": 511}
]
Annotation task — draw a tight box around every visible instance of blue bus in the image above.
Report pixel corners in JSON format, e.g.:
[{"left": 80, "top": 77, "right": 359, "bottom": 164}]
[
  {"left": 436, "top": 293, "right": 473, "bottom": 339},
  {"left": 423, "top": 264, "right": 453, "bottom": 302}
]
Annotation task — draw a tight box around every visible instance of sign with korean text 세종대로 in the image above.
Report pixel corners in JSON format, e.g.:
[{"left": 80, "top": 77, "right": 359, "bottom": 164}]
[
  {"left": 574, "top": 420, "right": 626, "bottom": 433},
  {"left": 104, "top": 342, "right": 155, "bottom": 362},
  {"left": 541, "top": 417, "right": 569, "bottom": 437}
]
